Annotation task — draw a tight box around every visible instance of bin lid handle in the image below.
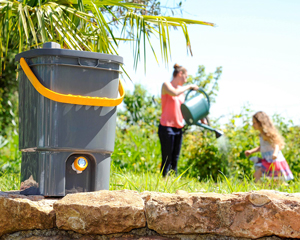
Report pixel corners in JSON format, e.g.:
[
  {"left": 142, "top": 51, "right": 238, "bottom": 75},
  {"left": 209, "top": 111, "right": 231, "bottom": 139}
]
[{"left": 20, "top": 57, "right": 124, "bottom": 107}]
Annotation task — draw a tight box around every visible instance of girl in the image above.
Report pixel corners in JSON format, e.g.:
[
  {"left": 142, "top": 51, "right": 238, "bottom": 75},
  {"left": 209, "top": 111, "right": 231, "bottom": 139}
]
[
  {"left": 158, "top": 64, "right": 198, "bottom": 177},
  {"left": 245, "top": 111, "right": 294, "bottom": 182}
]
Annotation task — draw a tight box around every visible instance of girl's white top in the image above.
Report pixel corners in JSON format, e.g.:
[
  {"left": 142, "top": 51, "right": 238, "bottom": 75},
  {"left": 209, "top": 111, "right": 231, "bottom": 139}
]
[{"left": 259, "top": 136, "right": 285, "bottom": 163}]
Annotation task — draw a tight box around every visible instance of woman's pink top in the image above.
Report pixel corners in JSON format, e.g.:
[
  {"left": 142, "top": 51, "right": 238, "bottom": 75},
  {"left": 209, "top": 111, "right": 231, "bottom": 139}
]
[{"left": 160, "top": 93, "right": 185, "bottom": 129}]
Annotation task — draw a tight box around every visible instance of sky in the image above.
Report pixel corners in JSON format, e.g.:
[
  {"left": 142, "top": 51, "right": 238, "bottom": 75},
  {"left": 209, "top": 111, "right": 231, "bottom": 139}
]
[{"left": 117, "top": 0, "right": 300, "bottom": 126}]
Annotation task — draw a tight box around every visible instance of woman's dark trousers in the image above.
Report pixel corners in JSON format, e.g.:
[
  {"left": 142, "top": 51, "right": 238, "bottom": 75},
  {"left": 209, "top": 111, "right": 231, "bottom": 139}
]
[{"left": 158, "top": 124, "right": 183, "bottom": 177}]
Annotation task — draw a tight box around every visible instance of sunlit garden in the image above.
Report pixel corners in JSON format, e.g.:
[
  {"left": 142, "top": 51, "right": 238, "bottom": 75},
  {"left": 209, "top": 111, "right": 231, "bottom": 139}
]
[
  {"left": 0, "top": 0, "right": 299, "bottom": 195},
  {"left": 1, "top": 67, "right": 299, "bottom": 194}
]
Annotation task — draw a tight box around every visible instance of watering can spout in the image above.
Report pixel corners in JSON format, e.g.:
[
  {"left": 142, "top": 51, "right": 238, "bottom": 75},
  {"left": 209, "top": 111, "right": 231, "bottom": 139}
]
[
  {"left": 214, "top": 129, "right": 223, "bottom": 139},
  {"left": 195, "top": 122, "right": 223, "bottom": 139}
]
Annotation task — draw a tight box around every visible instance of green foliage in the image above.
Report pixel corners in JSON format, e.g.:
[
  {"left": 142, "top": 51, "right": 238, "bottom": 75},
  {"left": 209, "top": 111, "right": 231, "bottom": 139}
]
[
  {"left": 107, "top": 0, "right": 162, "bottom": 17},
  {"left": 221, "top": 105, "right": 259, "bottom": 178},
  {"left": 272, "top": 114, "right": 300, "bottom": 178},
  {"left": 0, "top": 131, "right": 21, "bottom": 178},
  {"left": 0, "top": 47, "right": 18, "bottom": 136},
  {"left": 0, "top": 0, "right": 214, "bottom": 75},
  {"left": 118, "top": 84, "right": 161, "bottom": 127},
  {"left": 112, "top": 124, "right": 161, "bottom": 173},
  {"left": 180, "top": 130, "right": 228, "bottom": 181}
]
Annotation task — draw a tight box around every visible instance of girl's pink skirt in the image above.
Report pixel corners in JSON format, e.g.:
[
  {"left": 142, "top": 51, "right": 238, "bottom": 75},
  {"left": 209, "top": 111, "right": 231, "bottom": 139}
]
[{"left": 260, "top": 158, "right": 294, "bottom": 181}]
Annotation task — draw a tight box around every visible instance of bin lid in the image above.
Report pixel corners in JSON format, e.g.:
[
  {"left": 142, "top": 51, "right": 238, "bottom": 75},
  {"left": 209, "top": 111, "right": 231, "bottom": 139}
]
[{"left": 15, "top": 42, "right": 123, "bottom": 64}]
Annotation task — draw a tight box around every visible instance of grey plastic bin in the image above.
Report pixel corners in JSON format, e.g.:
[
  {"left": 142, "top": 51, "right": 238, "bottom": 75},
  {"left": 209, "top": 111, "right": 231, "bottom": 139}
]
[{"left": 15, "top": 42, "right": 124, "bottom": 197}]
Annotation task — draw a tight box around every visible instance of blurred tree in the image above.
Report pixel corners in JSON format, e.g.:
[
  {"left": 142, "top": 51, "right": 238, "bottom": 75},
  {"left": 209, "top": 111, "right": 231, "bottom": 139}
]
[{"left": 118, "top": 84, "right": 161, "bottom": 127}]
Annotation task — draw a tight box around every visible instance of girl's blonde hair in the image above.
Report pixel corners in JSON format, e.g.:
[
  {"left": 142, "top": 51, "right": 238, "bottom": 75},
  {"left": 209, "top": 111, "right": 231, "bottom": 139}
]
[{"left": 253, "top": 111, "right": 285, "bottom": 149}]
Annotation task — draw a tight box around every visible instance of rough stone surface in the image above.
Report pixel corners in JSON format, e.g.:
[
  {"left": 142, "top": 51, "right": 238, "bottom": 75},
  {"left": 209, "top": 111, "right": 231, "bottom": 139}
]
[
  {"left": 1, "top": 190, "right": 300, "bottom": 239},
  {"left": 0, "top": 193, "right": 56, "bottom": 237},
  {"left": 229, "top": 191, "right": 300, "bottom": 239},
  {"left": 144, "top": 190, "right": 300, "bottom": 239},
  {"left": 144, "top": 191, "right": 236, "bottom": 235},
  {"left": 53, "top": 190, "right": 146, "bottom": 235}
]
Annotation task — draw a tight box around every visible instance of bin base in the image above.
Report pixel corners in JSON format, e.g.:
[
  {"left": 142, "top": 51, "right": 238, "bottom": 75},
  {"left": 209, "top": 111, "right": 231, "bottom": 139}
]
[{"left": 20, "top": 151, "right": 111, "bottom": 197}]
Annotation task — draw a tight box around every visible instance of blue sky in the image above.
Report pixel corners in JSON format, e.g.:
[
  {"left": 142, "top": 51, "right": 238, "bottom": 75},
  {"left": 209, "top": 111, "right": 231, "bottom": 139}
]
[{"left": 118, "top": 0, "right": 300, "bottom": 125}]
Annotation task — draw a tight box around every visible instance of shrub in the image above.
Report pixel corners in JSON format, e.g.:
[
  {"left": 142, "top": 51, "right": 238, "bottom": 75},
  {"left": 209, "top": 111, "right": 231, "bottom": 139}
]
[
  {"left": 180, "top": 130, "right": 228, "bottom": 181},
  {"left": 112, "top": 124, "right": 161, "bottom": 173}
]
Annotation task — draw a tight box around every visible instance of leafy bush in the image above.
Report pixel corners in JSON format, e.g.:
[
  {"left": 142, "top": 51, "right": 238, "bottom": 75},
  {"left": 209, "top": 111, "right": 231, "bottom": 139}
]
[
  {"left": 112, "top": 124, "right": 161, "bottom": 173},
  {"left": 0, "top": 47, "right": 18, "bottom": 136},
  {"left": 180, "top": 130, "right": 228, "bottom": 181},
  {"left": 118, "top": 84, "right": 161, "bottom": 127},
  {"left": 272, "top": 114, "right": 300, "bottom": 178},
  {"left": 0, "top": 130, "right": 21, "bottom": 178},
  {"left": 220, "top": 106, "right": 259, "bottom": 178}
]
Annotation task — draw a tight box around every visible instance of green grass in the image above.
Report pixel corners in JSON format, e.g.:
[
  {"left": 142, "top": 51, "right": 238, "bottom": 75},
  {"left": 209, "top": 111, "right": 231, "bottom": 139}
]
[
  {"left": 0, "top": 165, "right": 299, "bottom": 194},
  {"left": 0, "top": 172, "right": 20, "bottom": 191},
  {"left": 109, "top": 166, "right": 300, "bottom": 194}
]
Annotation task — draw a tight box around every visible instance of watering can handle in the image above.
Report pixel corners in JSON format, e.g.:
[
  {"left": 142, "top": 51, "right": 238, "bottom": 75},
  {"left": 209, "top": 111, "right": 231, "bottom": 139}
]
[
  {"left": 185, "top": 88, "right": 210, "bottom": 109},
  {"left": 19, "top": 57, "right": 124, "bottom": 107}
]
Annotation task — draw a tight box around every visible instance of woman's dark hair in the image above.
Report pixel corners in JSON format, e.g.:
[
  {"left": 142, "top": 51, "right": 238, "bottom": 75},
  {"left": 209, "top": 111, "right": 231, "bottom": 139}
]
[{"left": 173, "top": 63, "right": 187, "bottom": 77}]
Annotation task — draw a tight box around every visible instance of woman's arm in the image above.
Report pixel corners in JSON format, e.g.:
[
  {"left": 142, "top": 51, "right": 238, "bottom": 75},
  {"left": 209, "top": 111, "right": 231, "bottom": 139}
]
[
  {"left": 162, "top": 82, "right": 198, "bottom": 96},
  {"left": 272, "top": 144, "right": 279, "bottom": 160},
  {"left": 245, "top": 146, "right": 260, "bottom": 157}
]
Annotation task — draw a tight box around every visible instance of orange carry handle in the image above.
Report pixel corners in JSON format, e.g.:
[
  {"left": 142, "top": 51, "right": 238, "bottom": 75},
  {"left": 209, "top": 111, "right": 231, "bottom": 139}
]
[{"left": 20, "top": 57, "right": 124, "bottom": 107}]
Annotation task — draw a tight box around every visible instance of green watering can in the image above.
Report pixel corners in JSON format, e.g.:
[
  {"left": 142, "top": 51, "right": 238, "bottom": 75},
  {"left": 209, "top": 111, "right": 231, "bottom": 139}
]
[{"left": 181, "top": 88, "right": 223, "bottom": 138}]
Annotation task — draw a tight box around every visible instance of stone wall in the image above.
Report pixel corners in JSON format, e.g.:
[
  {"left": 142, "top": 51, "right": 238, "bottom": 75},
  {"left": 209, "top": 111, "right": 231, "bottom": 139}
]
[{"left": 1, "top": 190, "right": 300, "bottom": 240}]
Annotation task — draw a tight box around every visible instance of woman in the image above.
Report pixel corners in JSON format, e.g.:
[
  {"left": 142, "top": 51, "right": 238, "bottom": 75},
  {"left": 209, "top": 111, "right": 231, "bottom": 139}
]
[{"left": 159, "top": 64, "right": 198, "bottom": 177}]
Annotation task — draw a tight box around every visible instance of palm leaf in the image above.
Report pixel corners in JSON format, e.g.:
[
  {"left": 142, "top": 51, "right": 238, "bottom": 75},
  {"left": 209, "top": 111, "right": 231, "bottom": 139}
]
[
  {"left": 46, "top": 6, "right": 76, "bottom": 49},
  {"left": 61, "top": 12, "right": 92, "bottom": 51},
  {"left": 18, "top": 3, "right": 29, "bottom": 41},
  {"left": 84, "top": 0, "right": 144, "bottom": 10},
  {"left": 91, "top": 2, "right": 117, "bottom": 48},
  {"left": 0, "top": 0, "right": 215, "bottom": 77},
  {"left": 143, "top": 15, "right": 215, "bottom": 27},
  {"left": 36, "top": 7, "right": 47, "bottom": 42},
  {"left": 24, "top": 5, "right": 38, "bottom": 47},
  {"left": 121, "top": 12, "right": 214, "bottom": 69},
  {"left": 48, "top": 2, "right": 92, "bottom": 19}
]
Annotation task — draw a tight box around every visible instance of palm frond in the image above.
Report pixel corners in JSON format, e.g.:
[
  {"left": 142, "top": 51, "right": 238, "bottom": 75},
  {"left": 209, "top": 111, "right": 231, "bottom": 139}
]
[
  {"left": 121, "top": 12, "right": 214, "bottom": 69},
  {"left": 18, "top": 3, "right": 29, "bottom": 41},
  {"left": 143, "top": 15, "right": 215, "bottom": 27},
  {"left": 36, "top": 8, "right": 47, "bottom": 42},
  {"left": 84, "top": 0, "right": 144, "bottom": 10},
  {"left": 0, "top": 0, "right": 215, "bottom": 77},
  {"left": 24, "top": 5, "right": 38, "bottom": 47}
]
